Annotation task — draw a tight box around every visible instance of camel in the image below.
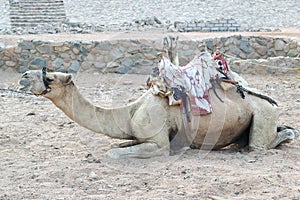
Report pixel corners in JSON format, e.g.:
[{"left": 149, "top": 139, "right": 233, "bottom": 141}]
[
  {"left": 18, "top": 52, "right": 298, "bottom": 159},
  {"left": 162, "top": 35, "right": 179, "bottom": 66}
]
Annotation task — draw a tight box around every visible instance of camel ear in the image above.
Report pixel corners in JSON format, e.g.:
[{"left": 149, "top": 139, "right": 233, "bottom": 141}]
[{"left": 64, "top": 74, "right": 72, "bottom": 84}]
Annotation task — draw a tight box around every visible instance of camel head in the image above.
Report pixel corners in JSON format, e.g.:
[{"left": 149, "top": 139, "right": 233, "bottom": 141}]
[
  {"left": 162, "top": 35, "right": 179, "bottom": 51},
  {"left": 162, "top": 35, "right": 179, "bottom": 66},
  {"left": 19, "top": 68, "right": 73, "bottom": 98}
]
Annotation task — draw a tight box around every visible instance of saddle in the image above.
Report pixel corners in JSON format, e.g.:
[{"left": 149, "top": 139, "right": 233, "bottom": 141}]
[
  {"left": 147, "top": 50, "right": 278, "bottom": 122},
  {"left": 148, "top": 51, "right": 221, "bottom": 119}
]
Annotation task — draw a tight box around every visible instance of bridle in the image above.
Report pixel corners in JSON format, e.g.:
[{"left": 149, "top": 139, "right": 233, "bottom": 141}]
[{"left": 40, "top": 67, "right": 51, "bottom": 95}]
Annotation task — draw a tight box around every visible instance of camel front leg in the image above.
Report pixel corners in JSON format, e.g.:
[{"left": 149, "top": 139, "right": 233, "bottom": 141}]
[
  {"left": 106, "top": 142, "right": 169, "bottom": 159},
  {"left": 110, "top": 140, "right": 139, "bottom": 148}
]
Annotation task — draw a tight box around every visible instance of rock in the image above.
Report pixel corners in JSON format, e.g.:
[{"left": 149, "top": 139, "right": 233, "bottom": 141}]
[
  {"left": 117, "top": 66, "right": 131, "bottom": 74},
  {"left": 228, "top": 45, "right": 242, "bottom": 56},
  {"left": 30, "top": 57, "right": 47, "bottom": 68},
  {"left": 55, "top": 46, "right": 70, "bottom": 52},
  {"left": 289, "top": 41, "right": 298, "bottom": 49},
  {"left": 77, "top": 55, "right": 85, "bottom": 62},
  {"left": 81, "top": 62, "right": 94, "bottom": 70},
  {"left": 56, "top": 67, "right": 68, "bottom": 73},
  {"left": 19, "top": 66, "right": 29, "bottom": 73},
  {"left": 206, "top": 40, "right": 214, "bottom": 51},
  {"left": 94, "top": 62, "right": 106, "bottom": 69},
  {"left": 36, "top": 44, "right": 53, "bottom": 54},
  {"left": 52, "top": 58, "right": 64, "bottom": 68},
  {"left": 256, "top": 38, "right": 267, "bottom": 46},
  {"left": 86, "top": 53, "right": 95, "bottom": 61},
  {"left": 139, "top": 59, "right": 154, "bottom": 66},
  {"left": 72, "top": 41, "right": 81, "bottom": 48},
  {"left": 275, "top": 50, "right": 285, "bottom": 57},
  {"left": 98, "top": 41, "right": 112, "bottom": 51},
  {"left": 107, "top": 61, "right": 119, "bottom": 68},
  {"left": 110, "top": 48, "right": 124, "bottom": 60},
  {"left": 274, "top": 39, "right": 286, "bottom": 51},
  {"left": 18, "top": 40, "right": 34, "bottom": 50},
  {"left": 69, "top": 61, "right": 80, "bottom": 73},
  {"left": 239, "top": 41, "right": 252, "bottom": 53},
  {"left": 14, "top": 47, "right": 22, "bottom": 54},
  {"left": 121, "top": 57, "right": 134, "bottom": 67},
  {"left": 139, "top": 44, "right": 153, "bottom": 53},
  {"left": 267, "top": 48, "right": 276, "bottom": 57},
  {"left": 72, "top": 47, "right": 80, "bottom": 54},
  {"left": 252, "top": 43, "right": 267, "bottom": 56},
  {"left": 247, "top": 52, "right": 261, "bottom": 59},
  {"left": 88, "top": 171, "right": 99, "bottom": 180},
  {"left": 287, "top": 49, "right": 298, "bottom": 57},
  {"left": 80, "top": 45, "right": 88, "bottom": 56},
  {"left": 5, "top": 61, "right": 16, "bottom": 67}
]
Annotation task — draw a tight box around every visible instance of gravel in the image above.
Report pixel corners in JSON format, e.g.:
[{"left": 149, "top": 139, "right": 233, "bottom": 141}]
[{"left": 0, "top": 0, "right": 300, "bottom": 34}]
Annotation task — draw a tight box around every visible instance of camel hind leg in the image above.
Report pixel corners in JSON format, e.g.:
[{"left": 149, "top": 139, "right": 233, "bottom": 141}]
[
  {"left": 248, "top": 101, "right": 278, "bottom": 150},
  {"left": 248, "top": 100, "right": 299, "bottom": 150}
]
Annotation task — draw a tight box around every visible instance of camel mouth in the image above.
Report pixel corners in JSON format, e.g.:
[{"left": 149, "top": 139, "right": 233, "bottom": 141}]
[
  {"left": 294, "top": 130, "right": 300, "bottom": 138},
  {"left": 18, "top": 77, "right": 31, "bottom": 91}
]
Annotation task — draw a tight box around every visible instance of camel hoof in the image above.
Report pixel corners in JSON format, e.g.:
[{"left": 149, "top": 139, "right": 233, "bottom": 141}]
[{"left": 270, "top": 127, "right": 300, "bottom": 148}]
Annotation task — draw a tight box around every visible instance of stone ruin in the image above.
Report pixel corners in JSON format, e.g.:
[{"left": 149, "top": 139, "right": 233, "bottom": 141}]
[{"left": 9, "top": 0, "right": 66, "bottom": 28}]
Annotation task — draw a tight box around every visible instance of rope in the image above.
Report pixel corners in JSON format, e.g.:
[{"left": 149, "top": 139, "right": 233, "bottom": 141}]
[
  {"left": 0, "top": 88, "right": 36, "bottom": 97},
  {"left": 222, "top": 53, "right": 300, "bottom": 74}
]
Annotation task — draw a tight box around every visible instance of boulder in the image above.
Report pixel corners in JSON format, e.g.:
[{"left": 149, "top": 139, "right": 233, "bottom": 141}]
[{"left": 274, "top": 40, "right": 286, "bottom": 51}]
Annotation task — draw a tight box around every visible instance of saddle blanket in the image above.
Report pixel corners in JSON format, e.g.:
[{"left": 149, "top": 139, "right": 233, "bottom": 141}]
[{"left": 157, "top": 52, "right": 218, "bottom": 115}]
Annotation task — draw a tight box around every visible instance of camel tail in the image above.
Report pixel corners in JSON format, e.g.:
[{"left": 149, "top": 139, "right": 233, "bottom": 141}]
[{"left": 239, "top": 85, "right": 278, "bottom": 106}]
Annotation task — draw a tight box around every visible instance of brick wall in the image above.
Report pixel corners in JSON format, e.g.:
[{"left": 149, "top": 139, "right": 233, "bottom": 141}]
[{"left": 181, "top": 18, "right": 240, "bottom": 32}]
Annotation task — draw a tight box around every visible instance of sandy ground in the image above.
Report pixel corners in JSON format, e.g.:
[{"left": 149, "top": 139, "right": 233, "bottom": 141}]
[
  {"left": 0, "top": 69, "right": 300, "bottom": 199},
  {"left": 1, "top": 28, "right": 300, "bottom": 200}
]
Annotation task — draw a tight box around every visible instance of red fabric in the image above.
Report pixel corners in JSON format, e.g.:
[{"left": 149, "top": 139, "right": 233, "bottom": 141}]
[
  {"left": 157, "top": 52, "right": 218, "bottom": 115},
  {"left": 212, "top": 51, "right": 229, "bottom": 75}
]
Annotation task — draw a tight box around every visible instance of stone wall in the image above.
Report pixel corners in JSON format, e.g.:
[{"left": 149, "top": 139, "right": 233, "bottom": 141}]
[
  {"left": 1, "top": 35, "right": 300, "bottom": 74},
  {"left": 231, "top": 57, "right": 300, "bottom": 75}
]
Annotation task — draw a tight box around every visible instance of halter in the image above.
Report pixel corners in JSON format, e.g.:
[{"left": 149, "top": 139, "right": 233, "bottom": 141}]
[{"left": 40, "top": 67, "right": 51, "bottom": 95}]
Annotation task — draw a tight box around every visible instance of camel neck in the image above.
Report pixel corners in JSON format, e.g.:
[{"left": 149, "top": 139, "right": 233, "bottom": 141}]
[{"left": 50, "top": 83, "right": 140, "bottom": 139}]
